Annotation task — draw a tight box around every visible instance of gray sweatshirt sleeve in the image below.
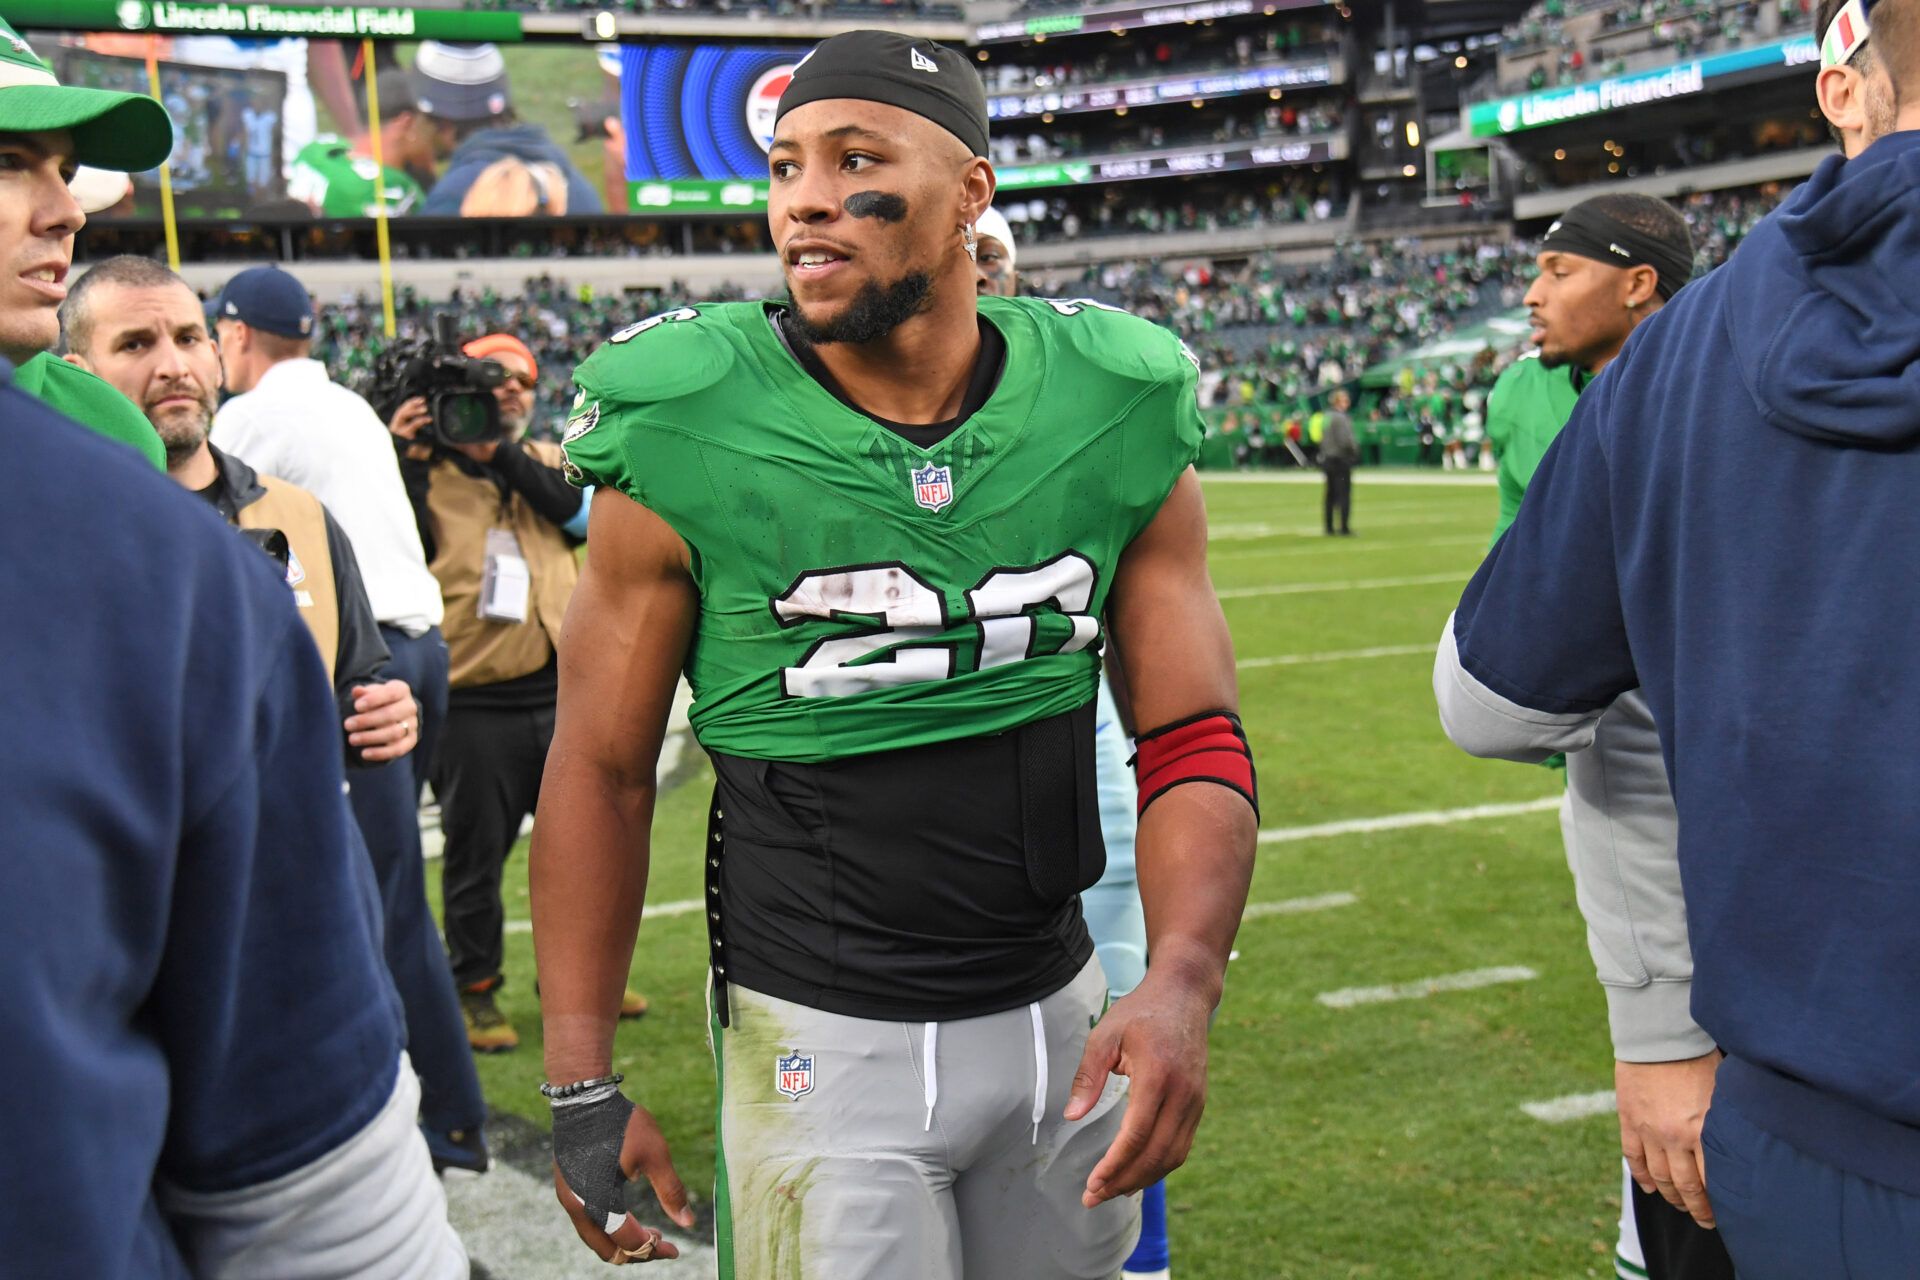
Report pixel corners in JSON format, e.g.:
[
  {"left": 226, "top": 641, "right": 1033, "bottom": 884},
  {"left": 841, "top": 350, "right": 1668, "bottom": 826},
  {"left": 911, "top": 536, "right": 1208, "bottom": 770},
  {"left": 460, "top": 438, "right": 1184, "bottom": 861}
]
[{"left": 1561, "top": 690, "right": 1716, "bottom": 1063}]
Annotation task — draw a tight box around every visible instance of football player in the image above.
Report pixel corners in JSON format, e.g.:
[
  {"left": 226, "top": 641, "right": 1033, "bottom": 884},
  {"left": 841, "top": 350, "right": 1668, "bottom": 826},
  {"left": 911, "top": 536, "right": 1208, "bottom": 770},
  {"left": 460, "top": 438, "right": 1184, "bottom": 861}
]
[{"left": 532, "top": 31, "right": 1258, "bottom": 1277}]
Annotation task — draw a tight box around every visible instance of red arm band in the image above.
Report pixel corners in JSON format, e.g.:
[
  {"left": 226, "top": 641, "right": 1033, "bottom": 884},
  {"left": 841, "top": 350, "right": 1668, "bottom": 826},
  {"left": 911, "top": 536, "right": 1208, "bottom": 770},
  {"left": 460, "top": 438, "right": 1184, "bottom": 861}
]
[{"left": 1132, "top": 710, "right": 1258, "bottom": 819}]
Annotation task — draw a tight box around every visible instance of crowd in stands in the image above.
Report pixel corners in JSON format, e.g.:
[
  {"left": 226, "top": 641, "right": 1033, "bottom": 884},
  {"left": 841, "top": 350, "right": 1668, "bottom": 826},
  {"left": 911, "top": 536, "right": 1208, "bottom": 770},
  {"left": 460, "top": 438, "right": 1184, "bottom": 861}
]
[
  {"left": 1495, "top": 0, "right": 1808, "bottom": 92},
  {"left": 464, "top": 0, "right": 962, "bottom": 16},
  {"left": 294, "top": 182, "right": 1797, "bottom": 463},
  {"left": 980, "top": 24, "right": 1342, "bottom": 96},
  {"left": 988, "top": 102, "right": 1345, "bottom": 166},
  {"left": 1007, "top": 172, "right": 1345, "bottom": 243}
]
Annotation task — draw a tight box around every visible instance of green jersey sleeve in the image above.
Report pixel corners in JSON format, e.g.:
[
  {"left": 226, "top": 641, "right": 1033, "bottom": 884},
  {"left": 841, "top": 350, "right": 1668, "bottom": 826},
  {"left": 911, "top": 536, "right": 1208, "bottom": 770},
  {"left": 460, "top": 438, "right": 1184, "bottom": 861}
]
[
  {"left": 1024, "top": 295, "right": 1205, "bottom": 525},
  {"left": 16, "top": 354, "right": 164, "bottom": 471},
  {"left": 561, "top": 305, "right": 733, "bottom": 496}
]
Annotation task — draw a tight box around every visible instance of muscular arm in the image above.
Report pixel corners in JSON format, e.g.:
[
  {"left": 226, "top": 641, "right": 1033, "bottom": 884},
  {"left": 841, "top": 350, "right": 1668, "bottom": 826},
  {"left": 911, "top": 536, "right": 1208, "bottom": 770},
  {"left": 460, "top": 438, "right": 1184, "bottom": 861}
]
[
  {"left": 1107, "top": 468, "right": 1257, "bottom": 1004},
  {"left": 1065, "top": 468, "right": 1257, "bottom": 1205},
  {"left": 530, "top": 489, "right": 697, "bottom": 1085}
]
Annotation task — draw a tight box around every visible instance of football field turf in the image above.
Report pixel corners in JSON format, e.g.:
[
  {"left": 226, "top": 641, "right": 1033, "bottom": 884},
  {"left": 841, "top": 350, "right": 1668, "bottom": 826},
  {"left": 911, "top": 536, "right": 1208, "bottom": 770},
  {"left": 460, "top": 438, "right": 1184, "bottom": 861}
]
[{"left": 430, "top": 472, "right": 1632, "bottom": 1278}]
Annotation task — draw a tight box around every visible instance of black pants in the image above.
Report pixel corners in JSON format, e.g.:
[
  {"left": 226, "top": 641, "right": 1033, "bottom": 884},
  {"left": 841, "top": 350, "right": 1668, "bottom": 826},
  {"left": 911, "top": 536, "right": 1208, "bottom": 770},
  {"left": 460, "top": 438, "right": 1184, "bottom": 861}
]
[
  {"left": 346, "top": 625, "right": 485, "bottom": 1133},
  {"left": 433, "top": 698, "right": 556, "bottom": 988},
  {"left": 1634, "top": 1181, "right": 1737, "bottom": 1280},
  {"left": 1323, "top": 460, "right": 1353, "bottom": 533}
]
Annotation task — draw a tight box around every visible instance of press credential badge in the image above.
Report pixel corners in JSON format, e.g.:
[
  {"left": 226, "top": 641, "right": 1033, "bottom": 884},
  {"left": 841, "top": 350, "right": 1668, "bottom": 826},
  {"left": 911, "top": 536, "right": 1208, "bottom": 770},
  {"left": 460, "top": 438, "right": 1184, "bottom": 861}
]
[{"left": 479, "top": 527, "right": 531, "bottom": 623}]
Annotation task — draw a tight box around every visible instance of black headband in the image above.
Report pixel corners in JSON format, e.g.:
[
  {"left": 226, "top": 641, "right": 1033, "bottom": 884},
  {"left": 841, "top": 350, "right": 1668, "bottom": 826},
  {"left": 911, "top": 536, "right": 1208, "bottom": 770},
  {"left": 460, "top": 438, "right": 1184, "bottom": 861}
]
[
  {"left": 1541, "top": 202, "right": 1695, "bottom": 301},
  {"left": 775, "top": 31, "right": 989, "bottom": 158}
]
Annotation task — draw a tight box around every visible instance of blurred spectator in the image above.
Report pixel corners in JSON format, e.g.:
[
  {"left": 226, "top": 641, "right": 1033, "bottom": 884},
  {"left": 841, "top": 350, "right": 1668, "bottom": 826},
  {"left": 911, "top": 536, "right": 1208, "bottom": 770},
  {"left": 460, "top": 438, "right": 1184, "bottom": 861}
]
[{"left": 410, "top": 42, "right": 602, "bottom": 217}]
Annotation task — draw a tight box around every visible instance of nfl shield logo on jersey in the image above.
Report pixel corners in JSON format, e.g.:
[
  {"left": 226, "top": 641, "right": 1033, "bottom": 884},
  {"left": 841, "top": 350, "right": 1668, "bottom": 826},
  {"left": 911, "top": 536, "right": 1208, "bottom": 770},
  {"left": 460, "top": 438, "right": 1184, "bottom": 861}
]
[
  {"left": 775, "top": 1052, "right": 815, "bottom": 1100},
  {"left": 911, "top": 463, "right": 953, "bottom": 513}
]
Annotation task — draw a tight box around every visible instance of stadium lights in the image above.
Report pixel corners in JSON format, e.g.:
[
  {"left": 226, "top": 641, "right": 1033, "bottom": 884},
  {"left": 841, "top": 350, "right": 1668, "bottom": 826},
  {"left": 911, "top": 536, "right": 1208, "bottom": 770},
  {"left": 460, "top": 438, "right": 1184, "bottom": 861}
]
[
  {"left": 1116, "top": 106, "right": 1130, "bottom": 116},
  {"left": 1554, "top": 148, "right": 1566, "bottom": 160},
  {"left": 977, "top": 50, "right": 990, "bottom": 61},
  {"left": 1269, "top": 88, "right": 1284, "bottom": 99},
  {"left": 1455, "top": 55, "right": 1469, "bottom": 68},
  {"left": 587, "top": 10, "right": 617, "bottom": 41},
  {"left": 1405, "top": 121, "right": 1421, "bottom": 147},
  {"left": 1042, "top": 112, "right": 1055, "bottom": 123},
  {"left": 1402, "top": 164, "right": 1417, "bottom": 177},
  {"left": 1192, "top": 98, "right": 1205, "bottom": 107},
  {"left": 1608, "top": 161, "right": 1621, "bottom": 173}
]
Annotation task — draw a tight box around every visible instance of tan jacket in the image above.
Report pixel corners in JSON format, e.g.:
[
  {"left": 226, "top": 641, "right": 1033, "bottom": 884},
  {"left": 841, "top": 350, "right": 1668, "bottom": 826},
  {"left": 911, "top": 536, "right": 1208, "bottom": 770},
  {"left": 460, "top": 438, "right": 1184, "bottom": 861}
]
[
  {"left": 237, "top": 475, "right": 340, "bottom": 684},
  {"left": 426, "top": 440, "right": 578, "bottom": 689}
]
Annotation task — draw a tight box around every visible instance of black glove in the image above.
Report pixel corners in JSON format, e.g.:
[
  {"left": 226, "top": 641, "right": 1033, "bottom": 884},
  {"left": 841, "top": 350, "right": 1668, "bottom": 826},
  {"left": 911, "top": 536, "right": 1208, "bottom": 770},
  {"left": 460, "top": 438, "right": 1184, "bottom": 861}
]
[{"left": 551, "top": 1084, "right": 636, "bottom": 1232}]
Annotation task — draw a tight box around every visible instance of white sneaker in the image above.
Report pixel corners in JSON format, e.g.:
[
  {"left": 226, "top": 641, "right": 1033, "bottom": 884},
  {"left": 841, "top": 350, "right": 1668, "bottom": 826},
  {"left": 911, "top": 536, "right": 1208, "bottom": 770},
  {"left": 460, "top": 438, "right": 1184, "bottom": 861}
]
[{"left": 1122, "top": 1271, "right": 1171, "bottom": 1280}]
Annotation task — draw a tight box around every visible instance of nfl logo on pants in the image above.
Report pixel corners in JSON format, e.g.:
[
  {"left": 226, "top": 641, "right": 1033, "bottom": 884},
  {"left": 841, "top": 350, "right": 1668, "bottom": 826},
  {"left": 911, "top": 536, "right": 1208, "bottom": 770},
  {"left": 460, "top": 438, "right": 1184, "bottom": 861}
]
[
  {"left": 911, "top": 464, "right": 953, "bottom": 513},
  {"left": 776, "top": 1052, "right": 814, "bottom": 1100}
]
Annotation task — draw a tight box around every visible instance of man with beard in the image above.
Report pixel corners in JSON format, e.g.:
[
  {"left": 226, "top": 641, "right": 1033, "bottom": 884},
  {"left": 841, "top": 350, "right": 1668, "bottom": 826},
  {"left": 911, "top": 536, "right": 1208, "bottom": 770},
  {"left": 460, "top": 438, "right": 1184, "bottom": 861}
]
[
  {"left": 1480, "top": 197, "right": 1735, "bottom": 1280},
  {"left": 534, "top": 31, "right": 1258, "bottom": 1275},
  {"left": 1438, "top": 0, "right": 1920, "bottom": 1269},
  {"left": 61, "top": 255, "right": 494, "bottom": 1178}
]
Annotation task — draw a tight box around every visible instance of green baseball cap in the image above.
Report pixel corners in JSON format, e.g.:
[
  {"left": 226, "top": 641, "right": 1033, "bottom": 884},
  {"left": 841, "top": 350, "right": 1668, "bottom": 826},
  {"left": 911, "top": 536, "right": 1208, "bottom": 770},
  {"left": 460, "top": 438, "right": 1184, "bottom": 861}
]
[{"left": 0, "top": 19, "right": 174, "bottom": 173}]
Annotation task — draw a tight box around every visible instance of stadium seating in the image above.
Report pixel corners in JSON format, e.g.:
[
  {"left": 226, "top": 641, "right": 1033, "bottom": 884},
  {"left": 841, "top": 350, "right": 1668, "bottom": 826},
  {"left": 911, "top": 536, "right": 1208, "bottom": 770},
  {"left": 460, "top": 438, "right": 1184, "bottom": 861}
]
[{"left": 302, "top": 180, "right": 1793, "bottom": 462}]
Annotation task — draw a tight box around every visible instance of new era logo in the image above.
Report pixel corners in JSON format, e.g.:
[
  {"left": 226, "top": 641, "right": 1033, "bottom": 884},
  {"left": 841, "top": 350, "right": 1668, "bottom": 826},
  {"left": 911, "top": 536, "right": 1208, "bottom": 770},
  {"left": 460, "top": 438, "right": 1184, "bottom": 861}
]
[{"left": 910, "top": 48, "right": 939, "bottom": 73}]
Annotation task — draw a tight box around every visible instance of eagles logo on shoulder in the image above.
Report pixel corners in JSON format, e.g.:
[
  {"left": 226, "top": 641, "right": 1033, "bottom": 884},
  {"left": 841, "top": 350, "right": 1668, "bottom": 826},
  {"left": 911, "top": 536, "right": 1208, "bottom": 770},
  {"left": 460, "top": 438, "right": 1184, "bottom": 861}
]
[{"left": 563, "top": 399, "right": 601, "bottom": 445}]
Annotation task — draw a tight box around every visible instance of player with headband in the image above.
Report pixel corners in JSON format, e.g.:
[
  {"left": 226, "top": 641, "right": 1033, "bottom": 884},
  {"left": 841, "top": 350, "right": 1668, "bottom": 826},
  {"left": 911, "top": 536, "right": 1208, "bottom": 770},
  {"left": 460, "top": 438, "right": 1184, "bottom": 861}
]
[
  {"left": 1439, "top": 0, "right": 1920, "bottom": 1269},
  {"left": 532, "top": 30, "right": 1258, "bottom": 1276}
]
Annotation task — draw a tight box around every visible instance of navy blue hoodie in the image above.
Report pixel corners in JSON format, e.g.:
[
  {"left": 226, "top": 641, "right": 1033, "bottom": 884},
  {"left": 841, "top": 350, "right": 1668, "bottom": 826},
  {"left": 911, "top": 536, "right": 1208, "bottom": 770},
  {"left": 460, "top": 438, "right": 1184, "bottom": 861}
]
[
  {"left": 421, "top": 122, "right": 604, "bottom": 217},
  {"left": 0, "top": 366, "right": 404, "bottom": 1273},
  {"left": 1441, "top": 131, "right": 1920, "bottom": 1191}
]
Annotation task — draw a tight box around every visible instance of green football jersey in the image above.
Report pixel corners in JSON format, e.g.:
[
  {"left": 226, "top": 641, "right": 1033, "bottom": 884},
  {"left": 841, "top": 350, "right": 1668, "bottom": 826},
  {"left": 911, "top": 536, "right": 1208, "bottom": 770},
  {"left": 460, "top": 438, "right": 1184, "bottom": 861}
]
[
  {"left": 286, "top": 138, "right": 424, "bottom": 218},
  {"left": 1485, "top": 351, "right": 1583, "bottom": 544},
  {"left": 563, "top": 296, "right": 1204, "bottom": 764}
]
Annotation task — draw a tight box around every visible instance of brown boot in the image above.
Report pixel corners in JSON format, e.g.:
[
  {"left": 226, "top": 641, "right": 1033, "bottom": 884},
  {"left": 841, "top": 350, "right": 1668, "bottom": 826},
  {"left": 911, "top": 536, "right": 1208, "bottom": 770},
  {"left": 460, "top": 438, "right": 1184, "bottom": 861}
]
[{"left": 460, "top": 978, "right": 519, "bottom": 1054}]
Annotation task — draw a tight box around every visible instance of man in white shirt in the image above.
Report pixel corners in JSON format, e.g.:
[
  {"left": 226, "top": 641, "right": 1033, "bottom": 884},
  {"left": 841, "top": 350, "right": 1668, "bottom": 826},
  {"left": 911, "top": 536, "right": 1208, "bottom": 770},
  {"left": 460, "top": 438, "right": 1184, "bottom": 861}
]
[{"left": 209, "top": 266, "right": 488, "bottom": 1176}]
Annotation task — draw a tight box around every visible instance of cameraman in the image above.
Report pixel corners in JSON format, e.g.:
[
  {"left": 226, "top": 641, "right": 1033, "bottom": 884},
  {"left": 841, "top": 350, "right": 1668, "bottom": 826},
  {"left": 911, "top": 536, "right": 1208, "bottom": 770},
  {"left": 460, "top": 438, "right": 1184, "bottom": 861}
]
[{"left": 390, "top": 333, "right": 646, "bottom": 1053}]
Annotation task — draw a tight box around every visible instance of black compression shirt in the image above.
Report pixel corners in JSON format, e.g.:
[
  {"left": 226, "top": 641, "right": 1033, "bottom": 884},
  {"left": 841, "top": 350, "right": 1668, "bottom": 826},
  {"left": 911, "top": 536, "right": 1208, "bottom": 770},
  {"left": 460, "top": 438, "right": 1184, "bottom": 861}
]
[{"left": 709, "top": 701, "right": 1104, "bottom": 1022}]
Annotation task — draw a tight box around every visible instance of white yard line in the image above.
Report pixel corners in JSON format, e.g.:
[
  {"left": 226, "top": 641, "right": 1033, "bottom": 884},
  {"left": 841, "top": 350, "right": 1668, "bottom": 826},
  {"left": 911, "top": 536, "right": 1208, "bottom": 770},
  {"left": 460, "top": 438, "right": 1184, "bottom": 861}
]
[
  {"left": 1316, "top": 965, "right": 1538, "bottom": 1009},
  {"left": 1238, "top": 643, "right": 1432, "bottom": 670},
  {"left": 1212, "top": 534, "right": 1490, "bottom": 560},
  {"left": 1203, "top": 471, "right": 1497, "bottom": 486},
  {"left": 1208, "top": 514, "right": 1467, "bottom": 541},
  {"left": 1257, "top": 796, "right": 1562, "bottom": 845},
  {"left": 1242, "top": 891, "right": 1359, "bottom": 920},
  {"left": 1217, "top": 570, "right": 1472, "bottom": 600},
  {"left": 499, "top": 803, "right": 1561, "bottom": 935},
  {"left": 1521, "top": 1090, "right": 1619, "bottom": 1123}
]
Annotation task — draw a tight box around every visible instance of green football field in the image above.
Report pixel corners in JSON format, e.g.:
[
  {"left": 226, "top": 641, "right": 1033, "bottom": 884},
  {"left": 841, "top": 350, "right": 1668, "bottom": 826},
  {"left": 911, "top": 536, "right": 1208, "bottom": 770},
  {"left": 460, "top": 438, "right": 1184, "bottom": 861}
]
[{"left": 429, "top": 472, "right": 1631, "bottom": 1279}]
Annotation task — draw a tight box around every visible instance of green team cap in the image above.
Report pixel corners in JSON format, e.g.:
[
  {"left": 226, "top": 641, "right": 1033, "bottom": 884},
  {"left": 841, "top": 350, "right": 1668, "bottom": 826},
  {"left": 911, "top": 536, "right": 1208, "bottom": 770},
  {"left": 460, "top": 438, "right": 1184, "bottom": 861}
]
[{"left": 0, "top": 18, "right": 174, "bottom": 172}]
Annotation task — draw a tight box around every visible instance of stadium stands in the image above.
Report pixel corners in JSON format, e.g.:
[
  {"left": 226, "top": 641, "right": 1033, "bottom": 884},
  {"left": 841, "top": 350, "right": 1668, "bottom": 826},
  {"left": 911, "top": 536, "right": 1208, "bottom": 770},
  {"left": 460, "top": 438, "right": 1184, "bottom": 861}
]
[{"left": 1493, "top": 0, "right": 1811, "bottom": 92}]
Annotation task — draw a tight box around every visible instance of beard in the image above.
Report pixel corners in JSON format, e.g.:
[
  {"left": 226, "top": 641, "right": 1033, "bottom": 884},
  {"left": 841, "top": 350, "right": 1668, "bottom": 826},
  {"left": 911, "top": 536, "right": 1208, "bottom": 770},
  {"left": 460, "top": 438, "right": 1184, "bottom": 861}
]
[
  {"left": 788, "top": 270, "right": 935, "bottom": 346},
  {"left": 1863, "top": 75, "right": 1898, "bottom": 144},
  {"left": 150, "top": 401, "right": 212, "bottom": 471}
]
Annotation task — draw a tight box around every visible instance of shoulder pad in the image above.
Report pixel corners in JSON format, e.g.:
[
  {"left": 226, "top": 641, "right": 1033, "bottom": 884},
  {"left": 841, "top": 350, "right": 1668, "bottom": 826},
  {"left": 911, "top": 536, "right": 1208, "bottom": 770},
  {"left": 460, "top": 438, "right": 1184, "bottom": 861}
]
[
  {"left": 1015, "top": 296, "right": 1198, "bottom": 387},
  {"left": 572, "top": 304, "right": 738, "bottom": 408}
]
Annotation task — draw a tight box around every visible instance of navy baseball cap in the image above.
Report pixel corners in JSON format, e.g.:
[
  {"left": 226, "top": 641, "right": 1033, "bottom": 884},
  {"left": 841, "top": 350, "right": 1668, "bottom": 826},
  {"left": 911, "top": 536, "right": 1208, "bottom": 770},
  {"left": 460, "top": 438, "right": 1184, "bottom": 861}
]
[{"left": 211, "top": 266, "right": 314, "bottom": 340}]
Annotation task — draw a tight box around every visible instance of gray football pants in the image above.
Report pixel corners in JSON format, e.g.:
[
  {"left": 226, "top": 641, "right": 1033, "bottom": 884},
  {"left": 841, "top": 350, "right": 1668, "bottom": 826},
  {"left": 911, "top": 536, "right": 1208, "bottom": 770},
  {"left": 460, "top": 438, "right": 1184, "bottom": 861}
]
[{"left": 708, "top": 956, "right": 1140, "bottom": 1279}]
